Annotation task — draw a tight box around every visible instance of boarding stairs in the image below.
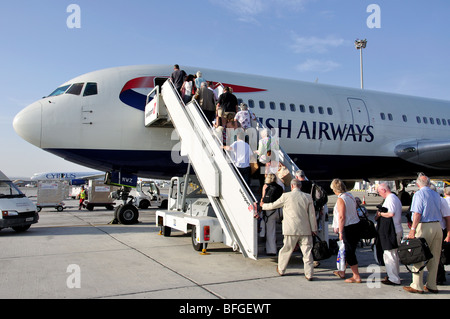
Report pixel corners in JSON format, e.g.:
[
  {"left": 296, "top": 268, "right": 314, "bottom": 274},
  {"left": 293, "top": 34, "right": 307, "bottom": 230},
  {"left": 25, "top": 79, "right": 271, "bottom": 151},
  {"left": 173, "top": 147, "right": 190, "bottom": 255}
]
[{"left": 145, "top": 80, "right": 300, "bottom": 259}]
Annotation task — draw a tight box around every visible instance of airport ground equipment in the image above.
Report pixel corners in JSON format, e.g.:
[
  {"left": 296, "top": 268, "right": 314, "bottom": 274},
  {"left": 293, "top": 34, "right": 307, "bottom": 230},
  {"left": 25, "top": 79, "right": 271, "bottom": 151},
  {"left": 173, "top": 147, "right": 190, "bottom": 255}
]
[
  {"left": 36, "top": 180, "right": 68, "bottom": 212},
  {"left": 149, "top": 79, "right": 300, "bottom": 259},
  {"left": 157, "top": 171, "right": 220, "bottom": 252},
  {"left": 132, "top": 180, "right": 168, "bottom": 209},
  {"left": 85, "top": 180, "right": 117, "bottom": 211},
  {"left": 0, "top": 171, "right": 39, "bottom": 232}
]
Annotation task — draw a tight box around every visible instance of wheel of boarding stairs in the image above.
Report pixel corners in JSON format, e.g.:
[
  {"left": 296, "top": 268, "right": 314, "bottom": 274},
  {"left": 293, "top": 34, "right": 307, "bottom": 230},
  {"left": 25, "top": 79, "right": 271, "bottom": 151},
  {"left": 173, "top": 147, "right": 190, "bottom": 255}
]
[{"left": 191, "top": 225, "right": 208, "bottom": 252}]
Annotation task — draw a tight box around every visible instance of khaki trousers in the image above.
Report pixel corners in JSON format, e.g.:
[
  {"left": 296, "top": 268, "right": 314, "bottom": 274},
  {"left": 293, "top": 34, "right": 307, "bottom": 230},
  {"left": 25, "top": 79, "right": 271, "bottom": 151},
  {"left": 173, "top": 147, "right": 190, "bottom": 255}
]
[
  {"left": 278, "top": 235, "right": 313, "bottom": 278},
  {"left": 410, "top": 222, "right": 443, "bottom": 291}
]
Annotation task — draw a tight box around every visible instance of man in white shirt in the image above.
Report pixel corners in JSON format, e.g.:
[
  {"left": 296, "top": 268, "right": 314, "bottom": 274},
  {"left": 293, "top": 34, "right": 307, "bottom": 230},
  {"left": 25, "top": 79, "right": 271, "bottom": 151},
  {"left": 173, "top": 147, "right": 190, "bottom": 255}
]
[
  {"left": 223, "top": 131, "right": 251, "bottom": 185},
  {"left": 377, "top": 183, "right": 403, "bottom": 285}
]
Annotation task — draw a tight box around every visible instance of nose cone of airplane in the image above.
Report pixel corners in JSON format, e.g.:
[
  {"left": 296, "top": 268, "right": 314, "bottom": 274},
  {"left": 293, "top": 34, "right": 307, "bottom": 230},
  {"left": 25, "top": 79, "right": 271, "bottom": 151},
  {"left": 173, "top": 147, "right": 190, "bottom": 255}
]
[{"left": 13, "top": 101, "right": 42, "bottom": 148}]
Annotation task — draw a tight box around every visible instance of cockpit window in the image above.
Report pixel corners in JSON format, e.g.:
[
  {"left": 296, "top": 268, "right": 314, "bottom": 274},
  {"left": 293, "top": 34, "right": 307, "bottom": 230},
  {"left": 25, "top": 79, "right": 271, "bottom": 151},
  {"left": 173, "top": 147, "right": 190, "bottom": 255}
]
[
  {"left": 48, "top": 85, "right": 71, "bottom": 97},
  {"left": 83, "top": 82, "right": 98, "bottom": 96},
  {"left": 66, "top": 83, "right": 84, "bottom": 95}
]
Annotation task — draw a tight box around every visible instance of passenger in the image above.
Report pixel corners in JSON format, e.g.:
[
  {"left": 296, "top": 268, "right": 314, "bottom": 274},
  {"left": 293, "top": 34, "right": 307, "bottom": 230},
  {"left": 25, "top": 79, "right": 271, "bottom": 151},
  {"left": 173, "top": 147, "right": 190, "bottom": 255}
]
[
  {"left": 208, "top": 81, "right": 218, "bottom": 101},
  {"left": 262, "top": 179, "right": 317, "bottom": 280},
  {"left": 213, "top": 126, "right": 224, "bottom": 145},
  {"left": 214, "top": 107, "right": 227, "bottom": 145},
  {"left": 355, "top": 197, "right": 368, "bottom": 218},
  {"left": 260, "top": 173, "right": 284, "bottom": 256},
  {"left": 225, "top": 113, "right": 240, "bottom": 144},
  {"left": 330, "top": 178, "right": 362, "bottom": 283},
  {"left": 194, "top": 71, "right": 206, "bottom": 92},
  {"left": 375, "top": 183, "right": 403, "bottom": 286},
  {"left": 217, "top": 86, "right": 238, "bottom": 118},
  {"left": 437, "top": 186, "right": 450, "bottom": 284},
  {"left": 197, "top": 82, "right": 216, "bottom": 123},
  {"left": 181, "top": 74, "right": 196, "bottom": 104},
  {"left": 234, "top": 103, "right": 255, "bottom": 130},
  {"left": 298, "top": 170, "right": 326, "bottom": 266},
  {"left": 170, "top": 64, "right": 186, "bottom": 96},
  {"left": 404, "top": 173, "right": 444, "bottom": 294},
  {"left": 295, "top": 170, "right": 312, "bottom": 194},
  {"left": 223, "top": 131, "right": 252, "bottom": 185},
  {"left": 253, "top": 129, "right": 269, "bottom": 187}
]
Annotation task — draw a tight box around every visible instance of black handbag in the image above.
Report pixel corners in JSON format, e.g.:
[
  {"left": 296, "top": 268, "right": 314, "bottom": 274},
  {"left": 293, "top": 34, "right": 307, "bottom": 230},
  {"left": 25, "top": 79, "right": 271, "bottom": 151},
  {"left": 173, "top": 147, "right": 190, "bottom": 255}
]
[
  {"left": 312, "top": 234, "right": 331, "bottom": 261},
  {"left": 359, "top": 218, "right": 377, "bottom": 239},
  {"left": 398, "top": 238, "right": 433, "bottom": 273},
  {"left": 441, "top": 241, "right": 450, "bottom": 265}
]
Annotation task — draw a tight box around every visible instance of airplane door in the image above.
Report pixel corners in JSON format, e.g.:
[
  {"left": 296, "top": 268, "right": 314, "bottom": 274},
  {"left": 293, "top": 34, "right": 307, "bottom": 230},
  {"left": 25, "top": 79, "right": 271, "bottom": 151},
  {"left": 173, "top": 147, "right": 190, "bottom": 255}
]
[
  {"left": 81, "top": 82, "right": 99, "bottom": 125},
  {"left": 347, "top": 98, "right": 370, "bottom": 126}
]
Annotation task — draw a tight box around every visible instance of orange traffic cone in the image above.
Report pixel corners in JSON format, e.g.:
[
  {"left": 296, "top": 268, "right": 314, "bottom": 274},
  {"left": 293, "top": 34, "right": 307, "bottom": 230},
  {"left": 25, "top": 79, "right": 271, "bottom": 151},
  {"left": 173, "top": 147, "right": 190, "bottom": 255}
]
[{"left": 362, "top": 196, "right": 366, "bottom": 205}]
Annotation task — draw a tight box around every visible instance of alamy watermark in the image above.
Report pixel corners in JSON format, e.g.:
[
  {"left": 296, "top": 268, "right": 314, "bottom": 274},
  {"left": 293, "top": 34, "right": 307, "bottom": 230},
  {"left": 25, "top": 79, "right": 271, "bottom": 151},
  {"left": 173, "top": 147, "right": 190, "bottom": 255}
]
[
  {"left": 66, "top": 4, "right": 81, "bottom": 29},
  {"left": 366, "top": 4, "right": 381, "bottom": 29},
  {"left": 66, "top": 264, "right": 81, "bottom": 289}
]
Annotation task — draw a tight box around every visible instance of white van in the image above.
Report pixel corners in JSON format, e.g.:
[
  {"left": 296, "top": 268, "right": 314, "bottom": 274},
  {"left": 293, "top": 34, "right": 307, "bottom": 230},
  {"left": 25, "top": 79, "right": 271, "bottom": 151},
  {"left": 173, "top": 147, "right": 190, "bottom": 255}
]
[{"left": 0, "top": 171, "right": 38, "bottom": 232}]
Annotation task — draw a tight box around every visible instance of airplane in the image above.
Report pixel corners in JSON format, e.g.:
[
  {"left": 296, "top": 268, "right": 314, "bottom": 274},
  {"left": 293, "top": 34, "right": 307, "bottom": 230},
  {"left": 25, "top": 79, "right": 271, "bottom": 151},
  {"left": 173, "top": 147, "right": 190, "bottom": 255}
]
[
  {"left": 12, "top": 64, "right": 450, "bottom": 196},
  {"left": 30, "top": 171, "right": 104, "bottom": 185}
]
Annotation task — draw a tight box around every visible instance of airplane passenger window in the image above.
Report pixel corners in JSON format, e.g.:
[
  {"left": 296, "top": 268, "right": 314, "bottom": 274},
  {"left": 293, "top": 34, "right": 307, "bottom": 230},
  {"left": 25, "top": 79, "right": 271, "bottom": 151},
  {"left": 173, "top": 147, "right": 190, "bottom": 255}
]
[
  {"left": 280, "top": 103, "right": 286, "bottom": 111},
  {"left": 299, "top": 105, "right": 305, "bottom": 113},
  {"left": 48, "top": 85, "right": 71, "bottom": 97},
  {"left": 318, "top": 106, "right": 324, "bottom": 114},
  {"left": 66, "top": 83, "right": 84, "bottom": 96},
  {"left": 327, "top": 107, "right": 333, "bottom": 115},
  {"left": 83, "top": 82, "right": 98, "bottom": 96},
  {"left": 416, "top": 116, "right": 421, "bottom": 123},
  {"left": 269, "top": 102, "right": 276, "bottom": 110},
  {"left": 442, "top": 119, "right": 447, "bottom": 126},
  {"left": 448, "top": 119, "right": 450, "bottom": 126},
  {"left": 423, "top": 117, "right": 428, "bottom": 124},
  {"left": 430, "top": 118, "right": 435, "bottom": 124},
  {"left": 248, "top": 100, "right": 255, "bottom": 108},
  {"left": 309, "top": 105, "right": 315, "bottom": 114},
  {"left": 380, "top": 113, "right": 386, "bottom": 120},
  {"left": 290, "top": 104, "right": 296, "bottom": 112},
  {"left": 388, "top": 114, "right": 393, "bottom": 121},
  {"left": 402, "top": 115, "right": 408, "bottom": 122},
  {"left": 258, "top": 101, "right": 264, "bottom": 109},
  {"left": 436, "top": 118, "right": 441, "bottom": 125}
]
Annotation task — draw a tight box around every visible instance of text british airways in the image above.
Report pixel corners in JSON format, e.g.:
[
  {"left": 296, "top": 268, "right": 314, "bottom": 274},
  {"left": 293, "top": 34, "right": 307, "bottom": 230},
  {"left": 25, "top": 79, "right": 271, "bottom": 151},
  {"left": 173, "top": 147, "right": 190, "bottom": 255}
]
[{"left": 262, "top": 118, "right": 375, "bottom": 143}]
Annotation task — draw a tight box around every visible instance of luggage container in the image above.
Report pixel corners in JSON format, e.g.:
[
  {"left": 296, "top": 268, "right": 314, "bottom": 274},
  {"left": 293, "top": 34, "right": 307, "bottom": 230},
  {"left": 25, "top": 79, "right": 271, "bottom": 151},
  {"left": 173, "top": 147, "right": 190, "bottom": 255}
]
[
  {"left": 36, "top": 181, "right": 68, "bottom": 212},
  {"left": 85, "top": 180, "right": 117, "bottom": 211}
]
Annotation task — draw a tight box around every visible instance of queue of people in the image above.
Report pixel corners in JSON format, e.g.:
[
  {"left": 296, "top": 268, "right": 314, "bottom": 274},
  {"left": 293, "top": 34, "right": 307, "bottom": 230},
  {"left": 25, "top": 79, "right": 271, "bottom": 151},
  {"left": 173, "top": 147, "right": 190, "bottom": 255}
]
[
  {"left": 171, "top": 65, "right": 450, "bottom": 292},
  {"left": 260, "top": 171, "right": 450, "bottom": 293}
]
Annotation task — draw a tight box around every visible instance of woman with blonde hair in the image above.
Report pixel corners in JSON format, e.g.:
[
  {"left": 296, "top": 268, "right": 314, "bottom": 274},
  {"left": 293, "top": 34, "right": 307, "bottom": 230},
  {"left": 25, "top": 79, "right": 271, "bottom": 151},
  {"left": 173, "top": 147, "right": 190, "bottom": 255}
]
[{"left": 331, "top": 178, "right": 362, "bottom": 283}]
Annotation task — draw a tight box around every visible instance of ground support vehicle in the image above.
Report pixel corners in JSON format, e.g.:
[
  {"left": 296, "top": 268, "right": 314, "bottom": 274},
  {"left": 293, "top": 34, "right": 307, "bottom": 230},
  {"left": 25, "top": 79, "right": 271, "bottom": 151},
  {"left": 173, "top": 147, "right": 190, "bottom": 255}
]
[
  {"left": 156, "top": 174, "right": 225, "bottom": 252},
  {"left": 132, "top": 180, "right": 168, "bottom": 209},
  {"left": 0, "top": 171, "right": 39, "bottom": 232}
]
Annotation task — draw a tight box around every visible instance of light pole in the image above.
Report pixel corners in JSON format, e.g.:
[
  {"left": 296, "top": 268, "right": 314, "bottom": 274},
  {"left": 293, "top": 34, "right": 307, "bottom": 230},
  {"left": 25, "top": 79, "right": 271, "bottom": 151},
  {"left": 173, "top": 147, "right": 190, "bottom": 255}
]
[{"left": 355, "top": 39, "right": 367, "bottom": 89}]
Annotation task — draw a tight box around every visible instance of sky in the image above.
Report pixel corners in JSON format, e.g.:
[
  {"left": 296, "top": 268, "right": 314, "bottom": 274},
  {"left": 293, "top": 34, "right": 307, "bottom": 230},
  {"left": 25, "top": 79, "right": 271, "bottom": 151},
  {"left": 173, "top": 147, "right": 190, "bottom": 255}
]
[{"left": 1, "top": 0, "right": 449, "bottom": 178}]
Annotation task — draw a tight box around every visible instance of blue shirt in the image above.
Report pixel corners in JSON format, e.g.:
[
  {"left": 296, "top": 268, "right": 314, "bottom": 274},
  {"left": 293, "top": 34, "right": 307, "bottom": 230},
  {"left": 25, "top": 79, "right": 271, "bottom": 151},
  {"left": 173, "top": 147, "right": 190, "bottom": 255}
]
[{"left": 410, "top": 186, "right": 442, "bottom": 222}]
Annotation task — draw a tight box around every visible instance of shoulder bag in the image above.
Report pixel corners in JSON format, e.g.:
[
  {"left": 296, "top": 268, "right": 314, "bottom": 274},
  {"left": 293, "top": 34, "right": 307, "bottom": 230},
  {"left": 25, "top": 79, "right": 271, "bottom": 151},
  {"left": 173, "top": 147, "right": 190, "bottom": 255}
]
[{"left": 398, "top": 237, "right": 433, "bottom": 273}]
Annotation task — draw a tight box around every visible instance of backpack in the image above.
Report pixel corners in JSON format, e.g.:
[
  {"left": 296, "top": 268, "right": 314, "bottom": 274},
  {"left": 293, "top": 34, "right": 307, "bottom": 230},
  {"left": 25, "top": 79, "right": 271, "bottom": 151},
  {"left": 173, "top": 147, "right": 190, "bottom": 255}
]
[
  {"left": 263, "top": 183, "right": 283, "bottom": 204},
  {"left": 311, "top": 183, "right": 328, "bottom": 212}
]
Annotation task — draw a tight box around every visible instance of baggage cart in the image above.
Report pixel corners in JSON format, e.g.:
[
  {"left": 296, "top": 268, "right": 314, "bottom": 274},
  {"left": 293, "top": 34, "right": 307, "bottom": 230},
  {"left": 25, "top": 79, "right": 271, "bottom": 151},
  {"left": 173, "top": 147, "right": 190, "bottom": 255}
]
[{"left": 36, "top": 181, "right": 68, "bottom": 212}]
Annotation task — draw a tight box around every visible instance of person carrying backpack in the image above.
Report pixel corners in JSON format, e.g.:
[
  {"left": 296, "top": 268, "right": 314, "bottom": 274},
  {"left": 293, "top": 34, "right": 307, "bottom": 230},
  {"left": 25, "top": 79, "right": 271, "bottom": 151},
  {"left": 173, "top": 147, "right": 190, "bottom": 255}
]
[{"left": 260, "top": 173, "right": 284, "bottom": 256}]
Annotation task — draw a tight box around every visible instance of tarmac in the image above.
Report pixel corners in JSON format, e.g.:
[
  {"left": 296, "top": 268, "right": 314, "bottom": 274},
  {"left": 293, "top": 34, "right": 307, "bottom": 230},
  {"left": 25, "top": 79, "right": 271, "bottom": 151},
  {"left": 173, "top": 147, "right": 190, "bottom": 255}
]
[{"left": 0, "top": 187, "right": 449, "bottom": 304}]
